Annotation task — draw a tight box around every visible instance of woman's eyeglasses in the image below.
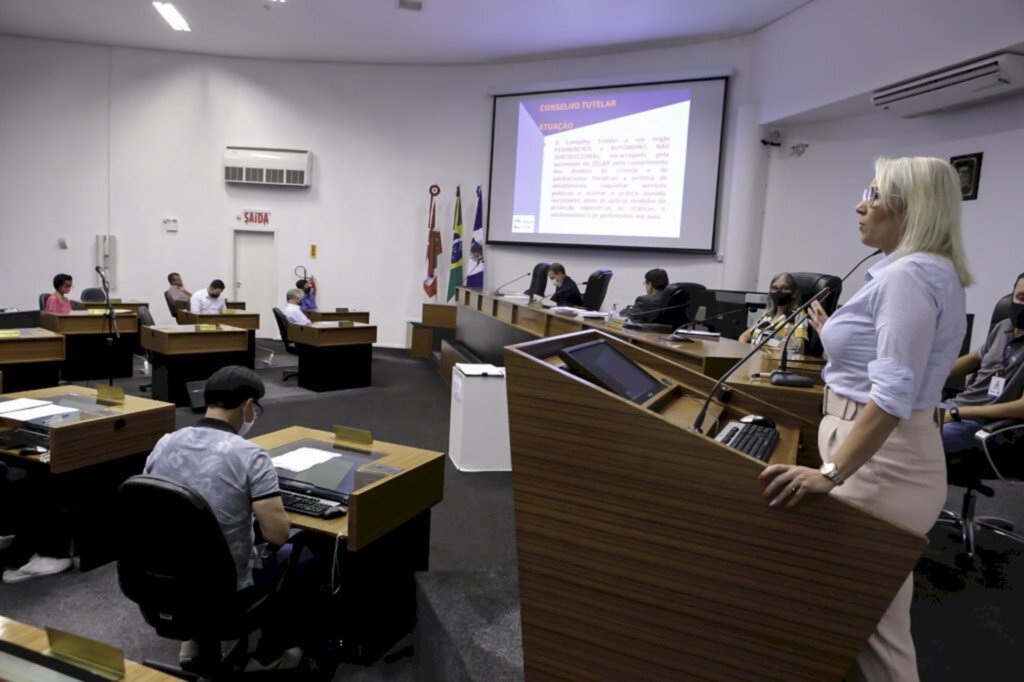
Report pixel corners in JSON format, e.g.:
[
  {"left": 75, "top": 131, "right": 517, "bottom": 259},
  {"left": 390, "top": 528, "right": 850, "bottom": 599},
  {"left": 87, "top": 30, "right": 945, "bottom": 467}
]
[{"left": 862, "top": 187, "right": 879, "bottom": 203}]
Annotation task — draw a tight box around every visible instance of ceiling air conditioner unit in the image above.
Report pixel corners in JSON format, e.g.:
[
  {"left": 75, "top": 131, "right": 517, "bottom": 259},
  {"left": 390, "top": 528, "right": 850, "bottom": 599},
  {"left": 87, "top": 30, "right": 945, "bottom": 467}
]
[
  {"left": 223, "top": 147, "right": 312, "bottom": 187},
  {"left": 871, "top": 53, "right": 1024, "bottom": 118}
]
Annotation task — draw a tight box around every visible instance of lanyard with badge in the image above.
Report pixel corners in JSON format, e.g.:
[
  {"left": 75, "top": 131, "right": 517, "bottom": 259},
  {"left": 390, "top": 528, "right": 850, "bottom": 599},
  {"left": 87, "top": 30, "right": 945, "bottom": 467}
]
[{"left": 989, "top": 335, "right": 1024, "bottom": 398}]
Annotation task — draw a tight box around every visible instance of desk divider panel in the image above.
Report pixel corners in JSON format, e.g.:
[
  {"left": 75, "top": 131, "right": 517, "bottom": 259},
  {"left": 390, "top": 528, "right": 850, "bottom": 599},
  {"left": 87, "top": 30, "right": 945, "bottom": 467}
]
[{"left": 504, "top": 330, "right": 925, "bottom": 681}]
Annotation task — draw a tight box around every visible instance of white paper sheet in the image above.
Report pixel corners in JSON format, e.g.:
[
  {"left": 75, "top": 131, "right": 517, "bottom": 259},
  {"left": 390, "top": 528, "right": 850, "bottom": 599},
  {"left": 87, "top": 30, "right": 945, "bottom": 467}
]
[
  {"left": 272, "top": 447, "right": 338, "bottom": 472},
  {"left": 2, "top": 404, "right": 78, "bottom": 421},
  {"left": 0, "top": 398, "right": 51, "bottom": 415}
]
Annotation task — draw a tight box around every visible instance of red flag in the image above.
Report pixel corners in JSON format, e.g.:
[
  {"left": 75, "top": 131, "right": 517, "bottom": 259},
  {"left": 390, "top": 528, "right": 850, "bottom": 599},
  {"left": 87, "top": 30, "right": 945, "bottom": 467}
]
[{"left": 423, "top": 185, "right": 443, "bottom": 298}]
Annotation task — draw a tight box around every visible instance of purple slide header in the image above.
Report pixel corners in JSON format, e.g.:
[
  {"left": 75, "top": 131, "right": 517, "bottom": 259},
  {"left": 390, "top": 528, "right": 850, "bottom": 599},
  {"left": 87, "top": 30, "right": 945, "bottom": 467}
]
[{"left": 518, "top": 88, "right": 691, "bottom": 137}]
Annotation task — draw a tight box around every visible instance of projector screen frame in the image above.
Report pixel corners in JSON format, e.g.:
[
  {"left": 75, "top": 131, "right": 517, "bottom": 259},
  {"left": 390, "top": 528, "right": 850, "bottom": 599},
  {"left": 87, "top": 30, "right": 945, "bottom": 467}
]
[{"left": 485, "top": 77, "right": 729, "bottom": 255}]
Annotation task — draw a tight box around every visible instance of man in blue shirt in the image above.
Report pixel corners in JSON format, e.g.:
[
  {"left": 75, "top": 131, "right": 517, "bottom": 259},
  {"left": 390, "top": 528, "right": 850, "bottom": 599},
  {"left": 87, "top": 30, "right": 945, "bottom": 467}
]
[{"left": 943, "top": 273, "right": 1024, "bottom": 459}]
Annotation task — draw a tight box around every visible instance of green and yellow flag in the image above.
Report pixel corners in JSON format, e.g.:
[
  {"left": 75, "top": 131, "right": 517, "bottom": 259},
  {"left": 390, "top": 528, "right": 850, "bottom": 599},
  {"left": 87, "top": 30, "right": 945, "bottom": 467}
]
[{"left": 446, "top": 186, "right": 463, "bottom": 301}]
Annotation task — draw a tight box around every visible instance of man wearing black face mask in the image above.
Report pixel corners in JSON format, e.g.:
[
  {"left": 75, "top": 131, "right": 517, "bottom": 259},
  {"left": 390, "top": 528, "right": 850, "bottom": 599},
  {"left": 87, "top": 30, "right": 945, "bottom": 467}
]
[
  {"left": 943, "top": 272, "right": 1024, "bottom": 457},
  {"left": 190, "top": 278, "right": 228, "bottom": 314}
]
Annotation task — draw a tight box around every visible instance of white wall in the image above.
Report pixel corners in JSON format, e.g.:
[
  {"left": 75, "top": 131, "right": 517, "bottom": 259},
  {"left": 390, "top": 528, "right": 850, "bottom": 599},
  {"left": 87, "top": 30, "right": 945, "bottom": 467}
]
[{"left": 758, "top": 92, "right": 1024, "bottom": 349}]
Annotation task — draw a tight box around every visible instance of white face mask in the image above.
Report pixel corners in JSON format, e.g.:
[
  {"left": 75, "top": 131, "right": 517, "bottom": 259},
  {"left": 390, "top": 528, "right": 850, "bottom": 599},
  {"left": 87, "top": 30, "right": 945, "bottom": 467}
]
[{"left": 238, "top": 402, "right": 257, "bottom": 437}]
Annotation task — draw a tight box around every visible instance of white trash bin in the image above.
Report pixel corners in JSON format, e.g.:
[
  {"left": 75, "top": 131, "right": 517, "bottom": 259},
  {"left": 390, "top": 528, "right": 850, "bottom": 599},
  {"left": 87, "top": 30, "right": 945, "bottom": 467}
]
[{"left": 448, "top": 363, "right": 511, "bottom": 472}]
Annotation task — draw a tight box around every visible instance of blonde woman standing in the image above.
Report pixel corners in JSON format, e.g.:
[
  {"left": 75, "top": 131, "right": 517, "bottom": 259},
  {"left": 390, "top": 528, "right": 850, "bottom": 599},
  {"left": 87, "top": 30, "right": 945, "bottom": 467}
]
[{"left": 760, "top": 157, "right": 972, "bottom": 681}]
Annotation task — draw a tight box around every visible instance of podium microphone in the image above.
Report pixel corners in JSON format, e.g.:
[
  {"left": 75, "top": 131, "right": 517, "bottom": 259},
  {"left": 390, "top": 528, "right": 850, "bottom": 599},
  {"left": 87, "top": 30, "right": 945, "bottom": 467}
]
[
  {"left": 770, "top": 249, "right": 883, "bottom": 387},
  {"left": 493, "top": 272, "right": 531, "bottom": 297}
]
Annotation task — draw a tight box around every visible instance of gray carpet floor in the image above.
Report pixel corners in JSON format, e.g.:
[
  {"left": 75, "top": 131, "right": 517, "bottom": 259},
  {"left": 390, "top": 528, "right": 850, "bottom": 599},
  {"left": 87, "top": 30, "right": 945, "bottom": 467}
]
[{"left": 0, "top": 344, "right": 1021, "bottom": 680}]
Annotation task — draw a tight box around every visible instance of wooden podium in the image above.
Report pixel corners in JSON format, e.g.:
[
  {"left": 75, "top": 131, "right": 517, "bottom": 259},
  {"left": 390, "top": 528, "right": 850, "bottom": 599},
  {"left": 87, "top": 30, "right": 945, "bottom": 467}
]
[{"left": 504, "top": 331, "right": 926, "bottom": 680}]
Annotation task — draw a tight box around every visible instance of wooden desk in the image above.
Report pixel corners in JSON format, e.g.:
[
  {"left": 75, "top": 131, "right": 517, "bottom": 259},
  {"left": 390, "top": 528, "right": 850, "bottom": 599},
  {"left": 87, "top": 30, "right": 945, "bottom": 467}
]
[
  {"left": 250, "top": 426, "right": 444, "bottom": 662},
  {"left": 289, "top": 322, "right": 377, "bottom": 391},
  {"left": 84, "top": 299, "right": 150, "bottom": 316},
  {"left": 141, "top": 325, "right": 249, "bottom": 406},
  {"left": 175, "top": 311, "right": 260, "bottom": 368},
  {"left": 0, "top": 328, "right": 65, "bottom": 392},
  {"left": 0, "top": 616, "right": 176, "bottom": 681},
  {"left": 308, "top": 309, "right": 371, "bottom": 324},
  {"left": 0, "top": 386, "right": 175, "bottom": 568},
  {"left": 454, "top": 287, "right": 755, "bottom": 379},
  {"left": 39, "top": 311, "right": 139, "bottom": 380}
]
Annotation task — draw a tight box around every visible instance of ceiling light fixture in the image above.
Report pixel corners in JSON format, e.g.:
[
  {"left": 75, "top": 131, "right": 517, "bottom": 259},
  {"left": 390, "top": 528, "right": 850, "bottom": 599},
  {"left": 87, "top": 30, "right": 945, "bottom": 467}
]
[{"left": 152, "top": 2, "right": 191, "bottom": 32}]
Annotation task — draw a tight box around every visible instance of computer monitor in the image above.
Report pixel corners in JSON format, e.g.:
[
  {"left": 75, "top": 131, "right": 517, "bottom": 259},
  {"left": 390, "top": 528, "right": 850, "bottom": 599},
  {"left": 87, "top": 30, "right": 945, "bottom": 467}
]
[
  {"left": 524, "top": 261, "right": 550, "bottom": 298},
  {"left": 559, "top": 339, "right": 664, "bottom": 405},
  {"left": 272, "top": 444, "right": 377, "bottom": 502}
]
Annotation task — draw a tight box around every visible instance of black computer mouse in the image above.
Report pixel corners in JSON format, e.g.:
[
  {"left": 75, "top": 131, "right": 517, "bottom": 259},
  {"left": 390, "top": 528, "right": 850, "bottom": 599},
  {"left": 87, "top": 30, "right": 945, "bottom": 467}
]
[
  {"left": 321, "top": 505, "right": 348, "bottom": 520},
  {"left": 740, "top": 414, "right": 776, "bottom": 429}
]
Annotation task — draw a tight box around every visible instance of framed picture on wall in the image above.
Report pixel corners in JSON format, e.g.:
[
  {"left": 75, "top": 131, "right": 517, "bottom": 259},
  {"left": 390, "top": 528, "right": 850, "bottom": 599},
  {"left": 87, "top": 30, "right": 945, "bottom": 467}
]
[{"left": 950, "top": 152, "right": 983, "bottom": 201}]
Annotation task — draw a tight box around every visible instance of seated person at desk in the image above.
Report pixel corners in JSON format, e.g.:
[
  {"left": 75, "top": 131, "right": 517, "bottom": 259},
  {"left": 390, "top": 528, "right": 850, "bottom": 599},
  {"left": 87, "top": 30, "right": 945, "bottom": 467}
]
[
  {"left": 547, "top": 263, "right": 583, "bottom": 307},
  {"left": 620, "top": 268, "right": 669, "bottom": 322},
  {"left": 190, "top": 279, "right": 228, "bottom": 314},
  {"left": 44, "top": 273, "right": 74, "bottom": 314},
  {"left": 144, "top": 366, "right": 305, "bottom": 672},
  {"left": 283, "top": 288, "right": 310, "bottom": 325},
  {"left": 739, "top": 272, "right": 808, "bottom": 355},
  {"left": 165, "top": 272, "right": 192, "bottom": 305},
  {"left": 943, "top": 273, "right": 1024, "bottom": 458},
  {"left": 0, "top": 461, "right": 74, "bottom": 583},
  {"left": 296, "top": 278, "right": 317, "bottom": 312}
]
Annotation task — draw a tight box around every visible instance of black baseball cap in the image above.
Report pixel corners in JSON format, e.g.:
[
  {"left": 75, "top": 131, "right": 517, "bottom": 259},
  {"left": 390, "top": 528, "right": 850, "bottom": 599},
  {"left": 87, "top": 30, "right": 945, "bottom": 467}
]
[{"left": 204, "top": 366, "right": 265, "bottom": 408}]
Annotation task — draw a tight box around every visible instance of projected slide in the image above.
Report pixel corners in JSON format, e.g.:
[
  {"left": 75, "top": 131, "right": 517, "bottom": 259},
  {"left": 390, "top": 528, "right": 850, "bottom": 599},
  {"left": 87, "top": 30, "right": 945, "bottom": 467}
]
[
  {"left": 489, "top": 78, "right": 725, "bottom": 252},
  {"left": 512, "top": 90, "right": 690, "bottom": 239}
]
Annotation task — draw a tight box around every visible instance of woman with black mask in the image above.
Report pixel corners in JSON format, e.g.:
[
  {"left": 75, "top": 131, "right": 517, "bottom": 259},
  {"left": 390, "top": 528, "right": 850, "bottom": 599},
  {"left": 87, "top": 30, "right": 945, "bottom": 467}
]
[{"left": 739, "top": 272, "right": 807, "bottom": 355}]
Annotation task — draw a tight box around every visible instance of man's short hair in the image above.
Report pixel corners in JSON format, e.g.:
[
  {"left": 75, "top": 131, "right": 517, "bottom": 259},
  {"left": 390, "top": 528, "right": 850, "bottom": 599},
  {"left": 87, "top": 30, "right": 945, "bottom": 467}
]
[
  {"left": 209, "top": 279, "right": 226, "bottom": 290},
  {"left": 287, "top": 288, "right": 305, "bottom": 302},
  {"left": 167, "top": 272, "right": 180, "bottom": 284},
  {"left": 1014, "top": 272, "right": 1024, "bottom": 289},
  {"left": 296, "top": 279, "right": 308, "bottom": 289},
  {"left": 644, "top": 268, "right": 669, "bottom": 290},
  {"left": 53, "top": 273, "right": 72, "bottom": 291},
  {"left": 204, "top": 366, "right": 265, "bottom": 409},
  {"left": 548, "top": 263, "right": 566, "bottom": 276}
]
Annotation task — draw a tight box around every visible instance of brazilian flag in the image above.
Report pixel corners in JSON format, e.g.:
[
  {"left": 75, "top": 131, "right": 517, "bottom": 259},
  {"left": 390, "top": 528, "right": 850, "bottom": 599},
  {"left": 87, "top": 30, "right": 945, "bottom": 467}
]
[{"left": 446, "top": 186, "right": 463, "bottom": 301}]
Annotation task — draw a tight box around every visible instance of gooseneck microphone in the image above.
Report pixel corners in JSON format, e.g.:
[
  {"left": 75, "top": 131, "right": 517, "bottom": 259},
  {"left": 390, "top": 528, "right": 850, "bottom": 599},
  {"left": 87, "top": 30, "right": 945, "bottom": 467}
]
[
  {"left": 493, "top": 272, "right": 530, "bottom": 297},
  {"left": 770, "top": 250, "right": 883, "bottom": 387}
]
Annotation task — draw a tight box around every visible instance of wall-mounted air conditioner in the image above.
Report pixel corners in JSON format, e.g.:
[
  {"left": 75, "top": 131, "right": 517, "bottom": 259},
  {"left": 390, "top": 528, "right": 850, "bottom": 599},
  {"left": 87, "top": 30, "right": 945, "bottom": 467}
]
[
  {"left": 223, "top": 147, "right": 313, "bottom": 187},
  {"left": 871, "top": 53, "right": 1024, "bottom": 118}
]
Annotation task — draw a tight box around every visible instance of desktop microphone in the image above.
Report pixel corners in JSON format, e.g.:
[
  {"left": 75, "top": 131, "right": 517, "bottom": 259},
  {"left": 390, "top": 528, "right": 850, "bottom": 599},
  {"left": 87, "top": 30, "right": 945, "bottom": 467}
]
[
  {"left": 770, "top": 249, "right": 883, "bottom": 387},
  {"left": 493, "top": 272, "right": 530, "bottom": 297}
]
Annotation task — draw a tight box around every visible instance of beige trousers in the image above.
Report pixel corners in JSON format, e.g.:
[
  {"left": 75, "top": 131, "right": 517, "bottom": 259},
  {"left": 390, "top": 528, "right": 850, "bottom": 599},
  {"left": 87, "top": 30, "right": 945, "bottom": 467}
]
[{"left": 819, "top": 390, "right": 946, "bottom": 682}]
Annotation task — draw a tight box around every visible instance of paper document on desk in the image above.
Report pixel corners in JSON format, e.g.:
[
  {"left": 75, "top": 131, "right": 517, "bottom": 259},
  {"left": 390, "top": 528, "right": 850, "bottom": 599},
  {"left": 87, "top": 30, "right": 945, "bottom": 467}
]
[
  {"left": 272, "top": 447, "right": 338, "bottom": 472},
  {"left": 0, "top": 398, "right": 52, "bottom": 415},
  {"left": 576, "top": 311, "right": 609, "bottom": 319},
  {"left": 2, "top": 404, "right": 78, "bottom": 421},
  {"left": 456, "top": 363, "right": 505, "bottom": 377}
]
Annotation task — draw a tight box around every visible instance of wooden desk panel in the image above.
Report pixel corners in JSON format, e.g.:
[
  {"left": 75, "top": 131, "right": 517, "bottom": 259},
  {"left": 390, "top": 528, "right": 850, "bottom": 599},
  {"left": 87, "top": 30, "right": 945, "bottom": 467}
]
[
  {"left": 226, "top": 301, "right": 246, "bottom": 310},
  {"left": 176, "top": 311, "right": 259, "bottom": 330},
  {"left": 422, "top": 303, "right": 457, "bottom": 328},
  {"left": 40, "top": 311, "right": 139, "bottom": 335},
  {"left": 141, "top": 324, "right": 248, "bottom": 355},
  {"left": 249, "top": 426, "right": 444, "bottom": 551},
  {"left": 84, "top": 299, "right": 150, "bottom": 316},
  {"left": 0, "top": 385, "right": 175, "bottom": 474},
  {"left": 308, "top": 310, "right": 371, "bottom": 324},
  {"left": 288, "top": 322, "right": 377, "bottom": 346},
  {"left": 0, "top": 328, "right": 65, "bottom": 364},
  {"left": 0, "top": 616, "right": 177, "bottom": 681}
]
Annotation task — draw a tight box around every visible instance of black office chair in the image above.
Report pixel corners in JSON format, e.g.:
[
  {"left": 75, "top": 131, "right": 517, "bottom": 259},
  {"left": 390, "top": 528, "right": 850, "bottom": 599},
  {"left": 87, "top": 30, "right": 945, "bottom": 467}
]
[
  {"left": 524, "top": 262, "right": 550, "bottom": 298},
  {"left": 581, "top": 269, "right": 613, "bottom": 311},
  {"left": 788, "top": 272, "right": 841, "bottom": 357},
  {"left": 38, "top": 293, "right": 50, "bottom": 310},
  {"left": 116, "top": 475, "right": 282, "bottom": 679},
  {"left": 938, "top": 294, "right": 1023, "bottom": 567},
  {"left": 164, "top": 291, "right": 179, "bottom": 319},
  {"left": 272, "top": 308, "right": 300, "bottom": 382},
  {"left": 80, "top": 287, "right": 107, "bottom": 303},
  {"left": 655, "top": 282, "right": 709, "bottom": 328}
]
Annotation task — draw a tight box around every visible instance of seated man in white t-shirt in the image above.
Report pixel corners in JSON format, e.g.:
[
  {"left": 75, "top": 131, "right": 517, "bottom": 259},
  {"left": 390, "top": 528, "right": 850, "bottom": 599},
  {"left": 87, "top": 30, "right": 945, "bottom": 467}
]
[
  {"left": 283, "top": 288, "right": 310, "bottom": 325},
  {"left": 190, "top": 279, "right": 228, "bottom": 314}
]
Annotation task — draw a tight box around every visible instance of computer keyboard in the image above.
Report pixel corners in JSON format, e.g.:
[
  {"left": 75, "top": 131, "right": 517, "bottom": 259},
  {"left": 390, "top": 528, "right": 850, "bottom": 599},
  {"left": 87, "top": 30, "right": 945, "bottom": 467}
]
[
  {"left": 280, "top": 491, "right": 343, "bottom": 518},
  {"left": 0, "top": 428, "right": 51, "bottom": 451},
  {"left": 714, "top": 421, "right": 779, "bottom": 462}
]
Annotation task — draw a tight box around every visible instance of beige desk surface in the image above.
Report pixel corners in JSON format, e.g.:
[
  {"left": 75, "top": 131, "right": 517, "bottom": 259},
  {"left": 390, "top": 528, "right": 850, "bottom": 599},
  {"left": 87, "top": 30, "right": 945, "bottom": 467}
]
[
  {"left": 249, "top": 426, "right": 444, "bottom": 551},
  {"left": 140, "top": 324, "right": 248, "bottom": 355},
  {"left": 0, "top": 616, "right": 178, "bottom": 680}
]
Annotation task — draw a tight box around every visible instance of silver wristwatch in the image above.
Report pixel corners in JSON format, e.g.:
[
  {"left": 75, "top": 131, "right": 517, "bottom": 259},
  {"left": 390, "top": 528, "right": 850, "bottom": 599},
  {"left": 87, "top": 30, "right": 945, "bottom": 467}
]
[{"left": 820, "top": 462, "right": 845, "bottom": 486}]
